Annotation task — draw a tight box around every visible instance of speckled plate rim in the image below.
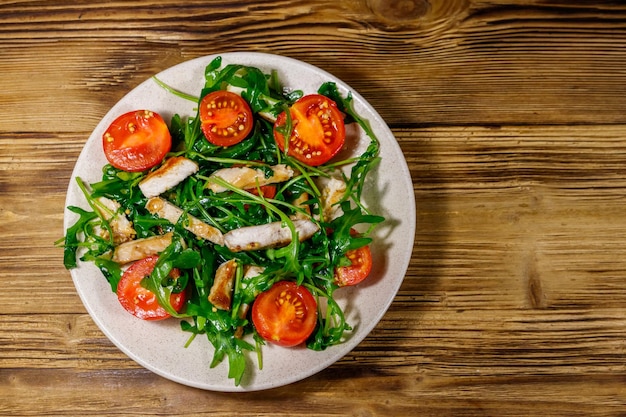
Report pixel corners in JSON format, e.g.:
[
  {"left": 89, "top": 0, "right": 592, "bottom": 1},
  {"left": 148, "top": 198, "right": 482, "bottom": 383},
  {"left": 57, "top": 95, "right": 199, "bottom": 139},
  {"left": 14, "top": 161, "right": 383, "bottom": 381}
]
[{"left": 64, "top": 52, "right": 415, "bottom": 392}]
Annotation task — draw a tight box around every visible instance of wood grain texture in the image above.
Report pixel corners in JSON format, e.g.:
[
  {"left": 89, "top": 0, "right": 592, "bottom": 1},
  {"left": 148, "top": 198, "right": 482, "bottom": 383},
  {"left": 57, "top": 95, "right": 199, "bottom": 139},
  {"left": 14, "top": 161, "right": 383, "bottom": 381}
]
[
  {"left": 1, "top": 0, "right": 626, "bottom": 416},
  {"left": 3, "top": 0, "right": 626, "bottom": 129}
]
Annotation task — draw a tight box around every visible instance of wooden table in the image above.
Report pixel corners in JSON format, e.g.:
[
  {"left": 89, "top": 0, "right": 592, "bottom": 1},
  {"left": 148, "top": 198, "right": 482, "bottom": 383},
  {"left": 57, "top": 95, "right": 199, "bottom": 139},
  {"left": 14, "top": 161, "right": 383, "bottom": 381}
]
[{"left": 2, "top": 1, "right": 625, "bottom": 415}]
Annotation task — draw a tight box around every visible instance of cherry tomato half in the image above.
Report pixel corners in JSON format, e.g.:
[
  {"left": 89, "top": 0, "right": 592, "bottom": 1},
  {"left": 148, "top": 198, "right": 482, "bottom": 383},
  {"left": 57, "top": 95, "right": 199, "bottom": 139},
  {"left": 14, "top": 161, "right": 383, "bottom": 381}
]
[
  {"left": 117, "top": 256, "right": 186, "bottom": 321},
  {"left": 103, "top": 110, "right": 172, "bottom": 172},
  {"left": 273, "top": 94, "right": 346, "bottom": 166},
  {"left": 246, "top": 184, "right": 277, "bottom": 199},
  {"left": 334, "top": 244, "right": 373, "bottom": 287},
  {"left": 199, "top": 90, "right": 254, "bottom": 147},
  {"left": 242, "top": 185, "right": 276, "bottom": 211},
  {"left": 251, "top": 281, "right": 318, "bottom": 347}
]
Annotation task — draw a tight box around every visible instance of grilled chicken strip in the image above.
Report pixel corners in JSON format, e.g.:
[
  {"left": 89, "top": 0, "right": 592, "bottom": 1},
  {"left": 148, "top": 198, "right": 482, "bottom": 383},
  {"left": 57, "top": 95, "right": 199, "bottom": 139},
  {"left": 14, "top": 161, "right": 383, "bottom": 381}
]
[
  {"left": 290, "top": 192, "right": 312, "bottom": 220},
  {"left": 145, "top": 197, "right": 224, "bottom": 246},
  {"left": 139, "top": 156, "right": 199, "bottom": 198},
  {"left": 208, "top": 259, "right": 238, "bottom": 311},
  {"left": 223, "top": 219, "right": 319, "bottom": 252},
  {"left": 317, "top": 175, "right": 347, "bottom": 222},
  {"left": 93, "top": 196, "right": 136, "bottom": 244},
  {"left": 205, "top": 164, "right": 294, "bottom": 193},
  {"left": 112, "top": 232, "right": 174, "bottom": 264}
]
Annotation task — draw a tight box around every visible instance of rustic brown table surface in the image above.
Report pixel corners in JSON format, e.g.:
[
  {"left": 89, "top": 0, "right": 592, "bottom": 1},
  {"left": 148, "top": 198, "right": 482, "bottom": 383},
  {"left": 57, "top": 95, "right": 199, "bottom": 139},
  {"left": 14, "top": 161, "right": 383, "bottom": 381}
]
[{"left": 2, "top": 1, "right": 626, "bottom": 416}]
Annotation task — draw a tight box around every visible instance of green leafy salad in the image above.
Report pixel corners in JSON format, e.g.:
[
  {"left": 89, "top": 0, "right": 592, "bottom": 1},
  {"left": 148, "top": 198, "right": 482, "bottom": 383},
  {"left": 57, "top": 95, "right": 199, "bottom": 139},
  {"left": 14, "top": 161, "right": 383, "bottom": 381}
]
[{"left": 59, "top": 56, "right": 384, "bottom": 385}]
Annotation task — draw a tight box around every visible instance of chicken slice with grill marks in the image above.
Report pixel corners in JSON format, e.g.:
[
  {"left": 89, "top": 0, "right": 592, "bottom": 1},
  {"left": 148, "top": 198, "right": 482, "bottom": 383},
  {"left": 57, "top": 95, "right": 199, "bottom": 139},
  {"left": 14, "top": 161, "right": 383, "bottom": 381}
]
[
  {"left": 317, "top": 175, "right": 347, "bottom": 222},
  {"left": 139, "top": 156, "right": 199, "bottom": 198},
  {"left": 93, "top": 196, "right": 136, "bottom": 244},
  {"left": 112, "top": 232, "right": 174, "bottom": 264},
  {"left": 223, "top": 219, "right": 319, "bottom": 252},
  {"left": 145, "top": 197, "right": 224, "bottom": 246},
  {"left": 290, "top": 192, "right": 312, "bottom": 220},
  {"left": 208, "top": 259, "right": 238, "bottom": 311},
  {"left": 205, "top": 164, "right": 294, "bottom": 193}
]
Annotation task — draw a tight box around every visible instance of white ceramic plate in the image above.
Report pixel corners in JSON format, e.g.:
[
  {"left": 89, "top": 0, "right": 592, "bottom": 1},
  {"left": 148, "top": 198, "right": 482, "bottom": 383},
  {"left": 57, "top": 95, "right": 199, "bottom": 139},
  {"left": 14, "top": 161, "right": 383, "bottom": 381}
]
[{"left": 64, "top": 52, "right": 415, "bottom": 391}]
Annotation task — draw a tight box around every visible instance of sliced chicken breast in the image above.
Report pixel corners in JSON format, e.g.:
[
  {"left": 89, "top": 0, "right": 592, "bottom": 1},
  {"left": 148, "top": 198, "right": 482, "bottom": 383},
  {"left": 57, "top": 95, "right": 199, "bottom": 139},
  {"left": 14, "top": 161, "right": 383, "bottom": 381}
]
[
  {"left": 223, "top": 219, "right": 319, "bottom": 252},
  {"left": 290, "top": 192, "right": 312, "bottom": 220},
  {"left": 93, "top": 196, "right": 136, "bottom": 244},
  {"left": 317, "top": 175, "right": 347, "bottom": 222},
  {"left": 139, "top": 156, "right": 199, "bottom": 198},
  {"left": 145, "top": 197, "right": 224, "bottom": 246},
  {"left": 243, "top": 265, "right": 266, "bottom": 279},
  {"left": 206, "top": 164, "right": 294, "bottom": 193},
  {"left": 208, "top": 259, "right": 238, "bottom": 311},
  {"left": 112, "top": 232, "right": 173, "bottom": 264}
]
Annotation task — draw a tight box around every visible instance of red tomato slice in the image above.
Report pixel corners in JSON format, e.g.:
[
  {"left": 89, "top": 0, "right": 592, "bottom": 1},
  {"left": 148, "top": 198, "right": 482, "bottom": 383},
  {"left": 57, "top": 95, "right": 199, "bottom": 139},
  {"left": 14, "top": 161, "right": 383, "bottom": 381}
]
[
  {"left": 334, "top": 244, "right": 373, "bottom": 287},
  {"left": 246, "top": 184, "right": 277, "bottom": 199},
  {"left": 251, "top": 281, "right": 318, "bottom": 347},
  {"left": 103, "top": 110, "right": 172, "bottom": 172},
  {"left": 117, "top": 256, "right": 186, "bottom": 321},
  {"left": 243, "top": 185, "right": 276, "bottom": 210},
  {"left": 273, "top": 94, "right": 346, "bottom": 166},
  {"left": 199, "top": 90, "right": 253, "bottom": 146}
]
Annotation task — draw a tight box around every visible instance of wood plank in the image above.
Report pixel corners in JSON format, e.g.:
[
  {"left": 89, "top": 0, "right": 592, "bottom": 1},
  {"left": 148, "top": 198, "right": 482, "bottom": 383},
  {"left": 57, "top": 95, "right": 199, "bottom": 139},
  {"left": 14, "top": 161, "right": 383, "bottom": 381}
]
[
  {"left": 2, "top": 308, "right": 623, "bottom": 375},
  {"left": 1, "top": 1, "right": 626, "bottom": 131},
  {"left": 0, "top": 363, "right": 624, "bottom": 416}
]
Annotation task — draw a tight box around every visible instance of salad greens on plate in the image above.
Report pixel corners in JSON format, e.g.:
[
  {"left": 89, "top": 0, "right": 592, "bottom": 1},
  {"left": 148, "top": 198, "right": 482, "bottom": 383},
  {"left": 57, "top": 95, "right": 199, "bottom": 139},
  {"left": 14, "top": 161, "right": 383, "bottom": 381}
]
[{"left": 58, "top": 56, "right": 384, "bottom": 386}]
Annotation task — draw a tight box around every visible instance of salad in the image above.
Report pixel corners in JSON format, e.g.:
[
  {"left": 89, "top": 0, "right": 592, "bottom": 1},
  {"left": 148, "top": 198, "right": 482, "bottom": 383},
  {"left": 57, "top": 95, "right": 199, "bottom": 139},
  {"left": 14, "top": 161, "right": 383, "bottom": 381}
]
[{"left": 59, "top": 56, "right": 384, "bottom": 386}]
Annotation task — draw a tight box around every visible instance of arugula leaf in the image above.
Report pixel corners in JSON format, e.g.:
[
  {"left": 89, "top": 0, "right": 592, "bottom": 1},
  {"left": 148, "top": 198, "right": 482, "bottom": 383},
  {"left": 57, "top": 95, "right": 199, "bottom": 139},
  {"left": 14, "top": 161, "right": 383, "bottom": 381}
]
[
  {"left": 328, "top": 202, "right": 384, "bottom": 266},
  {"left": 182, "top": 247, "right": 256, "bottom": 386},
  {"left": 90, "top": 165, "right": 145, "bottom": 206},
  {"left": 182, "top": 313, "right": 254, "bottom": 386},
  {"left": 142, "top": 238, "right": 201, "bottom": 317},
  {"left": 60, "top": 206, "right": 97, "bottom": 269},
  {"left": 93, "top": 257, "right": 123, "bottom": 292},
  {"left": 307, "top": 290, "right": 351, "bottom": 350}
]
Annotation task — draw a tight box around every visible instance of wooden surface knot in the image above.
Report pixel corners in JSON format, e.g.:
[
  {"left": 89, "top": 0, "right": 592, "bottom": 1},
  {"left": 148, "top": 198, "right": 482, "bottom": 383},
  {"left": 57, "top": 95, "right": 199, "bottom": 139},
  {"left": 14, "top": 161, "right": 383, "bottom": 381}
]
[
  {"left": 367, "top": 0, "right": 430, "bottom": 22},
  {"left": 364, "top": 0, "right": 470, "bottom": 37}
]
